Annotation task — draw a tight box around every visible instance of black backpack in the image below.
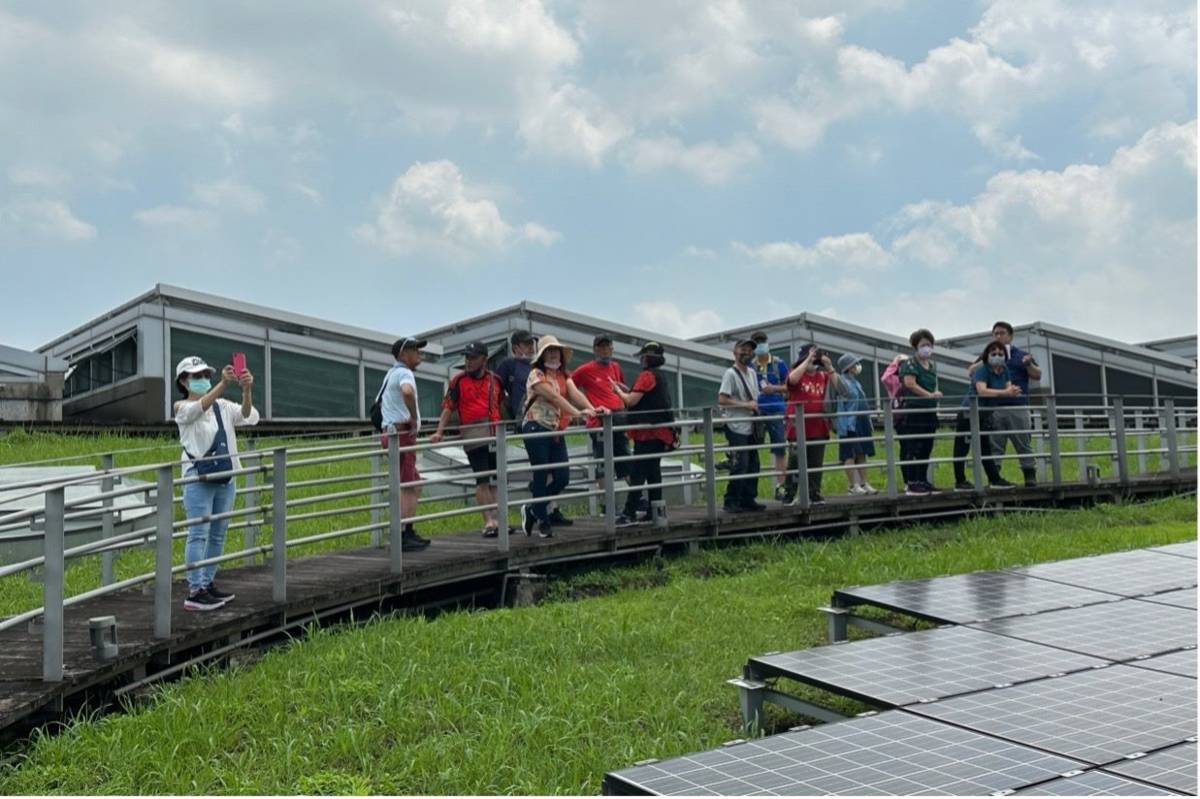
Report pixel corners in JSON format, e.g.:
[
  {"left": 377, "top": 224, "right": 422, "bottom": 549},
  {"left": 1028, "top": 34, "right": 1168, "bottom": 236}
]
[{"left": 369, "top": 369, "right": 393, "bottom": 432}]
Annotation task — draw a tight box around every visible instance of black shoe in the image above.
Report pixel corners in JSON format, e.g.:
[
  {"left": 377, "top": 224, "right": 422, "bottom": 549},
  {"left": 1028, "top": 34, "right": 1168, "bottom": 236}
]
[
  {"left": 184, "top": 589, "right": 226, "bottom": 612},
  {"left": 955, "top": 480, "right": 974, "bottom": 491},
  {"left": 537, "top": 521, "right": 554, "bottom": 538},
  {"left": 990, "top": 477, "right": 1016, "bottom": 489},
  {"left": 811, "top": 492, "right": 826, "bottom": 505},
  {"left": 741, "top": 501, "right": 767, "bottom": 512},
  {"left": 723, "top": 503, "right": 745, "bottom": 514},
  {"left": 615, "top": 512, "right": 637, "bottom": 527},
  {"left": 482, "top": 526, "right": 499, "bottom": 539},
  {"left": 636, "top": 497, "right": 649, "bottom": 514},
  {"left": 905, "top": 483, "right": 931, "bottom": 496},
  {"left": 521, "top": 504, "right": 536, "bottom": 536},
  {"left": 205, "top": 582, "right": 235, "bottom": 602},
  {"left": 923, "top": 482, "right": 942, "bottom": 494},
  {"left": 548, "top": 508, "right": 574, "bottom": 526},
  {"left": 401, "top": 529, "right": 430, "bottom": 551},
  {"left": 1023, "top": 470, "right": 1037, "bottom": 488}
]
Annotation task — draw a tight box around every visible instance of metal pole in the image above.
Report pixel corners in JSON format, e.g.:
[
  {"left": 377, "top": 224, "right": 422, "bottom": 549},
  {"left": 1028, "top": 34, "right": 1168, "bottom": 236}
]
[
  {"left": 794, "top": 404, "right": 810, "bottom": 510},
  {"left": 387, "top": 433, "right": 403, "bottom": 574},
  {"left": 1134, "top": 409, "right": 1147, "bottom": 476},
  {"left": 1163, "top": 399, "right": 1180, "bottom": 478},
  {"left": 42, "top": 487, "right": 65, "bottom": 682},
  {"left": 968, "top": 398, "right": 985, "bottom": 495},
  {"left": 602, "top": 413, "right": 616, "bottom": 535},
  {"left": 154, "top": 466, "right": 173, "bottom": 639},
  {"left": 495, "top": 423, "right": 509, "bottom": 553},
  {"left": 100, "top": 453, "right": 115, "bottom": 585},
  {"left": 883, "top": 403, "right": 898, "bottom": 499},
  {"left": 1074, "top": 409, "right": 1086, "bottom": 481},
  {"left": 702, "top": 408, "right": 718, "bottom": 525},
  {"left": 1112, "top": 398, "right": 1130, "bottom": 487},
  {"left": 1046, "top": 396, "right": 1063, "bottom": 488},
  {"left": 243, "top": 439, "right": 260, "bottom": 564},
  {"left": 369, "top": 451, "right": 383, "bottom": 547},
  {"left": 272, "top": 448, "right": 287, "bottom": 602},
  {"left": 1031, "top": 409, "right": 1046, "bottom": 483}
]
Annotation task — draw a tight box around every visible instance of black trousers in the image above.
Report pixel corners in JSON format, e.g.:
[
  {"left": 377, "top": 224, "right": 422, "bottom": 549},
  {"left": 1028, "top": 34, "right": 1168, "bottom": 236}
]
[
  {"left": 899, "top": 410, "right": 938, "bottom": 486},
  {"left": 723, "top": 429, "right": 760, "bottom": 507},
  {"left": 784, "top": 437, "right": 828, "bottom": 498},
  {"left": 952, "top": 410, "right": 1001, "bottom": 483},
  {"left": 624, "top": 439, "right": 667, "bottom": 515}
]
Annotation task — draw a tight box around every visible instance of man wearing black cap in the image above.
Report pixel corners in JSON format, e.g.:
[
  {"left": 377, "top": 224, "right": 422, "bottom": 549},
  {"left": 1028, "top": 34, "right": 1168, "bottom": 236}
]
[
  {"left": 496, "top": 329, "right": 536, "bottom": 422},
  {"left": 431, "top": 342, "right": 507, "bottom": 537},
  {"left": 612, "top": 342, "right": 676, "bottom": 524},
  {"left": 380, "top": 337, "right": 431, "bottom": 550},
  {"left": 572, "top": 333, "right": 632, "bottom": 517}
]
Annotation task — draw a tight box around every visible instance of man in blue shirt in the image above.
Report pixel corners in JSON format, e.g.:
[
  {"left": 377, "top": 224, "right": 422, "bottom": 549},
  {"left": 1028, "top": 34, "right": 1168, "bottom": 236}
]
[
  {"left": 495, "top": 329, "right": 535, "bottom": 422},
  {"left": 750, "top": 331, "right": 790, "bottom": 501},
  {"left": 967, "top": 321, "right": 1042, "bottom": 487}
]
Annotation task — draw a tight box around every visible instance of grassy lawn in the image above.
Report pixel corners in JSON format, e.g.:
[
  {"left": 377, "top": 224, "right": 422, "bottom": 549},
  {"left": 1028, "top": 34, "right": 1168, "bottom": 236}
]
[{"left": 0, "top": 493, "right": 1194, "bottom": 795}]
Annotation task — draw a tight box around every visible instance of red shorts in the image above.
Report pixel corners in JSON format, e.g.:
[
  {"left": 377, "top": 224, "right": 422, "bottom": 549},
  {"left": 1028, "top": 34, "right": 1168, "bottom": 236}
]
[{"left": 380, "top": 431, "right": 421, "bottom": 485}]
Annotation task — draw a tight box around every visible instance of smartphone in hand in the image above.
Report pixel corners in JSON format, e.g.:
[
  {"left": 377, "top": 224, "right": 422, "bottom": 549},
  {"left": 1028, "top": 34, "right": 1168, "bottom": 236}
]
[{"left": 232, "top": 352, "right": 247, "bottom": 377}]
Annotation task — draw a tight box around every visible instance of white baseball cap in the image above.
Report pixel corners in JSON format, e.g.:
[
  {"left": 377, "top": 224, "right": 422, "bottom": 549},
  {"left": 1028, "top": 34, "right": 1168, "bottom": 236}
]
[{"left": 174, "top": 356, "right": 213, "bottom": 379}]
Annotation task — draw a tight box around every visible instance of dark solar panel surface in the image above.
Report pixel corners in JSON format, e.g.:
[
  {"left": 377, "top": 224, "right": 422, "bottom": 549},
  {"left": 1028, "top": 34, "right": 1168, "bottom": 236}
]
[
  {"left": 750, "top": 626, "right": 1107, "bottom": 707},
  {"left": 1008, "top": 548, "right": 1197, "bottom": 598},
  {"left": 907, "top": 666, "right": 1197, "bottom": 766},
  {"left": 1147, "top": 541, "right": 1198, "bottom": 560},
  {"left": 969, "top": 599, "right": 1196, "bottom": 661},
  {"left": 603, "top": 711, "right": 1085, "bottom": 796},
  {"left": 1012, "top": 770, "right": 1181, "bottom": 795},
  {"left": 1138, "top": 588, "right": 1198, "bottom": 610},
  {"left": 834, "top": 570, "right": 1117, "bottom": 624},
  {"left": 1127, "top": 649, "right": 1198, "bottom": 679},
  {"left": 1105, "top": 742, "right": 1198, "bottom": 795}
]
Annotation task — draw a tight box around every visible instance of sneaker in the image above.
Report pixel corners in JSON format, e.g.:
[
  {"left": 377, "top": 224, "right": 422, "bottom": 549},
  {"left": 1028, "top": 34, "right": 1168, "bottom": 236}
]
[
  {"left": 205, "top": 582, "right": 235, "bottom": 602},
  {"left": 905, "top": 483, "right": 931, "bottom": 497},
  {"left": 990, "top": 477, "right": 1016, "bottom": 489},
  {"left": 861, "top": 483, "right": 878, "bottom": 495},
  {"left": 848, "top": 484, "right": 867, "bottom": 496},
  {"left": 401, "top": 529, "right": 431, "bottom": 551},
  {"left": 723, "top": 503, "right": 745, "bottom": 514},
  {"left": 955, "top": 480, "right": 975, "bottom": 491},
  {"left": 482, "top": 526, "right": 499, "bottom": 539},
  {"left": 537, "top": 521, "right": 554, "bottom": 538},
  {"left": 811, "top": 492, "right": 827, "bottom": 505},
  {"left": 521, "top": 504, "right": 536, "bottom": 536},
  {"left": 774, "top": 484, "right": 789, "bottom": 502},
  {"left": 923, "top": 482, "right": 942, "bottom": 494},
  {"left": 184, "top": 589, "right": 226, "bottom": 612},
  {"left": 548, "top": 508, "right": 574, "bottom": 527},
  {"left": 615, "top": 512, "right": 638, "bottom": 527},
  {"left": 636, "top": 497, "right": 649, "bottom": 514}
]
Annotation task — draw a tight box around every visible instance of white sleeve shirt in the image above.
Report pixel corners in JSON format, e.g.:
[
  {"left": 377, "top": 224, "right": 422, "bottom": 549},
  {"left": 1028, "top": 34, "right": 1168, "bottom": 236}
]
[{"left": 175, "top": 398, "right": 260, "bottom": 475}]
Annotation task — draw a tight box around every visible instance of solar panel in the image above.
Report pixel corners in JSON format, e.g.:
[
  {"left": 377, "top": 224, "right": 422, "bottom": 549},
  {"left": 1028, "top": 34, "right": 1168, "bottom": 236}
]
[
  {"left": 1008, "top": 549, "right": 1197, "bottom": 598},
  {"left": 969, "top": 599, "right": 1197, "bottom": 661},
  {"left": 1128, "top": 649, "right": 1198, "bottom": 679},
  {"left": 1105, "top": 741, "right": 1198, "bottom": 795},
  {"left": 603, "top": 711, "right": 1085, "bottom": 796},
  {"left": 1147, "top": 541, "right": 1198, "bottom": 560},
  {"left": 833, "top": 570, "right": 1118, "bottom": 625},
  {"left": 1138, "top": 588, "right": 1198, "bottom": 610},
  {"left": 1011, "top": 769, "right": 1182, "bottom": 795},
  {"left": 906, "top": 666, "right": 1197, "bottom": 766},
  {"left": 749, "top": 626, "right": 1108, "bottom": 707}
]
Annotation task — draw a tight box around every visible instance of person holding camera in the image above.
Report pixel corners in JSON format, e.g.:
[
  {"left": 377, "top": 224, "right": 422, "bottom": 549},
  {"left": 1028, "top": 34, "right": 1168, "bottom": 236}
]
[
  {"left": 782, "top": 344, "right": 840, "bottom": 504},
  {"left": 173, "top": 356, "right": 259, "bottom": 612},
  {"left": 718, "top": 339, "right": 765, "bottom": 513}
]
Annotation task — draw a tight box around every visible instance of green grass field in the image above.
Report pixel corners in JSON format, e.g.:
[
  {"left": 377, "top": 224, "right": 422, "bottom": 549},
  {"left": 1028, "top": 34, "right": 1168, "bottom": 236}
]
[{"left": 0, "top": 491, "right": 1194, "bottom": 794}]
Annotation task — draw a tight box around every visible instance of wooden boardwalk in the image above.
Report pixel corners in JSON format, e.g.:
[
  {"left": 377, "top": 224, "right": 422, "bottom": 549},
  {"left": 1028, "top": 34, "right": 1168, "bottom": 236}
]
[{"left": 1, "top": 473, "right": 1193, "bottom": 740}]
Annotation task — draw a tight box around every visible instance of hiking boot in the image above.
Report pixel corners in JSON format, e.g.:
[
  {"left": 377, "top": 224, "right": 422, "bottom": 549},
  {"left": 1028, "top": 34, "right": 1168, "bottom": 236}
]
[
  {"left": 548, "top": 508, "right": 574, "bottom": 526},
  {"left": 184, "top": 588, "right": 226, "bottom": 612},
  {"left": 521, "top": 504, "right": 536, "bottom": 536},
  {"left": 401, "top": 529, "right": 430, "bottom": 551},
  {"left": 205, "top": 582, "right": 235, "bottom": 602},
  {"left": 955, "top": 480, "right": 975, "bottom": 491},
  {"left": 537, "top": 521, "right": 554, "bottom": 538}
]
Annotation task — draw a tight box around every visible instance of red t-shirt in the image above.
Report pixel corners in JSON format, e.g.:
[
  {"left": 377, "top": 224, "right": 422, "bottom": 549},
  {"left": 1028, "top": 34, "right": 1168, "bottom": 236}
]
[
  {"left": 572, "top": 359, "right": 626, "bottom": 429},
  {"left": 442, "top": 371, "right": 502, "bottom": 426},
  {"left": 785, "top": 370, "right": 831, "bottom": 440},
  {"left": 628, "top": 371, "right": 676, "bottom": 446}
]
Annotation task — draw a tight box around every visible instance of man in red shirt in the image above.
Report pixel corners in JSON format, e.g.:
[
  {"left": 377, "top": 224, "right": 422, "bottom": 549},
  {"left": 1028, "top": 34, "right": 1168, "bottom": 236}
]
[
  {"left": 571, "top": 333, "right": 631, "bottom": 508},
  {"left": 783, "top": 344, "right": 841, "bottom": 505},
  {"left": 431, "top": 341, "right": 506, "bottom": 537}
]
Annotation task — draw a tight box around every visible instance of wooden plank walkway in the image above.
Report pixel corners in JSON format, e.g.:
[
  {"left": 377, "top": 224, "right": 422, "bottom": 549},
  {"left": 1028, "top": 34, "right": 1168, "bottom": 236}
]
[{"left": 1, "top": 473, "right": 1193, "bottom": 739}]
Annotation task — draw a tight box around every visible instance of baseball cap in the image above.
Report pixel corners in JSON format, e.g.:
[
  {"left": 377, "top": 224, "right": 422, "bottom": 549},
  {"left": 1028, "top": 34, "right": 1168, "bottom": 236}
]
[
  {"left": 593, "top": 332, "right": 614, "bottom": 346},
  {"left": 635, "top": 341, "right": 664, "bottom": 356},
  {"left": 735, "top": 338, "right": 757, "bottom": 350},
  {"left": 174, "top": 356, "right": 213, "bottom": 379},
  {"left": 462, "top": 341, "right": 489, "bottom": 358},
  {"left": 391, "top": 337, "right": 427, "bottom": 357}
]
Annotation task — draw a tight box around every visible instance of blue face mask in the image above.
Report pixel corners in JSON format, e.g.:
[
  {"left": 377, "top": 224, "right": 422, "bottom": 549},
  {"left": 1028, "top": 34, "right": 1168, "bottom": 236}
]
[
  {"left": 187, "top": 378, "right": 212, "bottom": 394},
  {"left": 754, "top": 343, "right": 769, "bottom": 355}
]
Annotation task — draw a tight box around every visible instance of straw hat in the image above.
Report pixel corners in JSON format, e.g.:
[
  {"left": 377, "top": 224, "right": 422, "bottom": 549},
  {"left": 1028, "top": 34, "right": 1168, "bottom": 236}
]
[{"left": 533, "top": 335, "right": 572, "bottom": 367}]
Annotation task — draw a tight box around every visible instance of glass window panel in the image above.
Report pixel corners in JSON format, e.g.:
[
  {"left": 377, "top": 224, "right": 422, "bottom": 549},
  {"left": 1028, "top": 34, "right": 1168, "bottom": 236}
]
[
  {"left": 93, "top": 353, "right": 112, "bottom": 386},
  {"left": 1105, "top": 368, "right": 1153, "bottom": 403},
  {"left": 169, "top": 327, "right": 265, "bottom": 408},
  {"left": 416, "top": 377, "right": 443, "bottom": 420},
  {"left": 113, "top": 335, "right": 137, "bottom": 380},
  {"left": 1052, "top": 354, "right": 1103, "bottom": 407},
  {"left": 682, "top": 373, "right": 720, "bottom": 411},
  {"left": 271, "top": 348, "right": 359, "bottom": 418}
]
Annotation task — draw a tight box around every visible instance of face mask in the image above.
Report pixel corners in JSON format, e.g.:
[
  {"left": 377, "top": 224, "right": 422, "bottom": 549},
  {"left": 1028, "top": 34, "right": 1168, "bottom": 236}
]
[
  {"left": 850, "top": 364, "right": 862, "bottom": 376},
  {"left": 754, "top": 343, "right": 769, "bottom": 356},
  {"left": 187, "top": 378, "right": 211, "bottom": 394},
  {"left": 738, "top": 353, "right": 754, "bottom": 365},
  {"left": 544, "top": 357, "right": 562, "bottom": 370},
  {"left": 988, "top": 354, "right": 1006, "bottom": 367},
  {"left": 917, "top": 345, "right": 934, "bottom": 359},
  {"left": 597, "top": 356, "right": 611, "bottom": 366}
]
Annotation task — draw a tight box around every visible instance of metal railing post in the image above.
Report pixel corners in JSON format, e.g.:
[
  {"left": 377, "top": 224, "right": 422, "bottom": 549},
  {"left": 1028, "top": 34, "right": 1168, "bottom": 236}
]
[
  {"left": 243, "top": 439, "right": 260, "bottom": 565},
  {"left": 794, "top": 404, "right": 810, "bottom": 511},
  {"left": 1031, "top": 409, "right": 1046, "bottom": 483},
  {"left": 1074, "top": 409, "right": 1086, "bottom": 480},
  {"left": 883, "top": 403, "right": 898, "bottom": 499},
  {"left": 495, "top": 423, "right": 510, "bottom": 553},
  {"left": 272, "top": 448, "right": 288, "bottom": 602},
  {"left": 154, "top": 466, "right": 174, "bottom": 639},
  {"left": 369, "top": 451, "right": 383, "bottom": 547},
  {"left": 968, "top": 397, "right": 985, "bottom": 495},
  {"left": 387, "top": 434, "right": 403, "bottom": 574},
  {"left": 1134, "top": 409, "right": 1147, "bottom": 475},
  {"left": 1163, "top": 399, "right": 1180, "bottom": 478},
  {"left": 702, "top": 408, "right": 718, "bottom": 525},
  {"left": 99, "top": 453, "right": 115, "bottom": 585},
  {"left": 1046, "top": 396, "right": 1063, "bottom": 488},
  {"left": 602, "top": 413, "right": 616, "bottom": 535},
  {"left": 42, "top": 487, "right": 65, "bottom": 682},
  {"left": 1112, "top": 398, "right": 1129, "bottom": 487}
]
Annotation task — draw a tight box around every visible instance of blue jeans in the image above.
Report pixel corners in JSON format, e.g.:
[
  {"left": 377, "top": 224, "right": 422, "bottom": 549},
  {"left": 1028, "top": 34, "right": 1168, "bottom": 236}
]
[
  {"left": 182, "top": 474, "right": 236, "bottom": 591},
  {"left": 522, "top": 421, "right": 569, "bottom": 523}
]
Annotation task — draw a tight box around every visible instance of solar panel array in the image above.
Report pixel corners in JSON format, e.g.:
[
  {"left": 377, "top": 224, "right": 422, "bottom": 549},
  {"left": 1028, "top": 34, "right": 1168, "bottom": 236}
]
[
  {"left": 749, "top": 625, "right": 1107, "bottom": 707},
  {"left": 1011, "top": 769, "right": 1181, "bottom": 796},
  {"left": 1127, "top": 649, "right": 1198, "bottom": 679},
  {"left": 1139, "top": 587, "right": 1198, "bottom": 610},
  {"left": 1147, "top": 540, "right": 1198, "bottom": 559},
  {"left": 1105, "top": 742, "right": 1198, "bottom": 795},
  {"left": 1007, "top": 549, "right": 1197, "bottom": 598}
]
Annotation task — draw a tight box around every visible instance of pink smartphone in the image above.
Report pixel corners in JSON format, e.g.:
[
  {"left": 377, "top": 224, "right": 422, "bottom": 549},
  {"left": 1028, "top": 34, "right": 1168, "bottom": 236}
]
[{"left": 232, "top": 352, "right": 247, "bottom": 377}]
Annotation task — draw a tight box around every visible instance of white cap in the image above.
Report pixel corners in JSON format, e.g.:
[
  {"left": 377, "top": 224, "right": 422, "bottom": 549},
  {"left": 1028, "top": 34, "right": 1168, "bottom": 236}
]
[{"left": 174, "top": 356, "right": 213, "bottom": 379}]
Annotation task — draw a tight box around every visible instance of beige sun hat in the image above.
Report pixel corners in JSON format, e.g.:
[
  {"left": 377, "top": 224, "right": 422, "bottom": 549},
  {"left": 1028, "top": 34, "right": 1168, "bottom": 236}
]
[{"left": 532, "top": 335, "right": 572, "bottom": 367}]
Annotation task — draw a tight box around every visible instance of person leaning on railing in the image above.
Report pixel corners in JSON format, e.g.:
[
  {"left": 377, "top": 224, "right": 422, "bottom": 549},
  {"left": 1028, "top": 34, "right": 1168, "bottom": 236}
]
[
  {"left": 572, "top": 332, "right": 632, "bottom": 505},
  {"left": 172, "top": 355, "right": 259, "bottom": 612},
  {"left": 970, "top": 339, "right": 1025, "bottom": 489},
  {"left": 898, "top": 329, "right": 944, "bottom": 496},
  {"left": 951, "top": 341, "right": 1012, "bottom": 491},
  {"left": 976, "top": 321, "right": 1041, "bottom": 488},
  {"left": 612, "top": 341, "right": 676, "bottom": 526},
  {"left": 519, "top": 335, "right": 603, "bottom": 538}
]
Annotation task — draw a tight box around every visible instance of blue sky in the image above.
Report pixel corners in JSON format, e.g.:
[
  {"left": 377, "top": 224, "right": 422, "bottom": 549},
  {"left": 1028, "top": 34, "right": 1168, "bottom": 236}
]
[{"left": 1, "top": 0, "right": 1195, "bottom": 350}]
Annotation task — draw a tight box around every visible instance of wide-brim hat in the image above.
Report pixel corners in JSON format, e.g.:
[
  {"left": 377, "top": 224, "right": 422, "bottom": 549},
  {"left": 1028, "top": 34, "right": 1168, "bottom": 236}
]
[
  {"left": 533, "top": 335, "right": 572, "bottom": 366},
  {"left": 175, "top": 356, "right": 213, "bottom": 379}
]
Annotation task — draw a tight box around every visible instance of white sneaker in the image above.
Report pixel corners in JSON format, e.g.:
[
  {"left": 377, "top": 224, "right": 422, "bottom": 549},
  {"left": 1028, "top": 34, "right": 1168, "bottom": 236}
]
[
  {"left": 862, "top": 483, "right": 878, "bottom": 495},
  {"left": 848, "top": 484, "right": 867, "bottom": 496}
]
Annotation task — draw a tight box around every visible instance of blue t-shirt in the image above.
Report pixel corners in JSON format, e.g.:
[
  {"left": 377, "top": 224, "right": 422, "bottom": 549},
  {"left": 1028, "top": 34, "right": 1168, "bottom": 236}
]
[
  {"left": 998, "top": 345, "right": 1034, "bottom": 406},
  {"left": 496, "top": 357, "right": 532, "bottom": 419},
  {"left": 753, "top": 356, "right": 788, "bottom": 412},
  {"left": 972, "top": 365, "right": 1011, "bottom": 407}
]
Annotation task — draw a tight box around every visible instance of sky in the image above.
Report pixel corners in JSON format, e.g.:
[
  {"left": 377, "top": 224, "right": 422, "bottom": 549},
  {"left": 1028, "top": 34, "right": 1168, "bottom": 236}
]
[{"left": 1, "top": 0, "right": 1196, "bottom": 351}]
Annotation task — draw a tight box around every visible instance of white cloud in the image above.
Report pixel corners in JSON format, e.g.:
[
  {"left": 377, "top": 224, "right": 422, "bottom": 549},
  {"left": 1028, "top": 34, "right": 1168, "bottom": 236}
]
[
  {"left": 133, "top": 204, "right": 216, "bottom": 232},
  {"left": 622, "top": 136, "right": 759, "bottom": 184},
  {"left": 632, "top": 301, "right": 723, "bottom": 339},
  {"left": 684, "top": 245, "right": 717, "bottom": 259},
  {"left": 7, "top": 164, "right": 70, "bottom": 188},
  {"left": 290, "top": 182, "right": 322, "bottom": 204},
  {"left": 518, "top": 83, "right": 630, "bottom": 167},
  {"left": 0, "top": 200, "right": 96, "bottom": 242},
  {"left": 354, "top": 159, "right": 560, "bottom": 261},
  {"left": 734, "top": 233, "right": 893, "bottom": 270},
  {"left": 193, "top": 179, "right": 266, "bottom": 214}
]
